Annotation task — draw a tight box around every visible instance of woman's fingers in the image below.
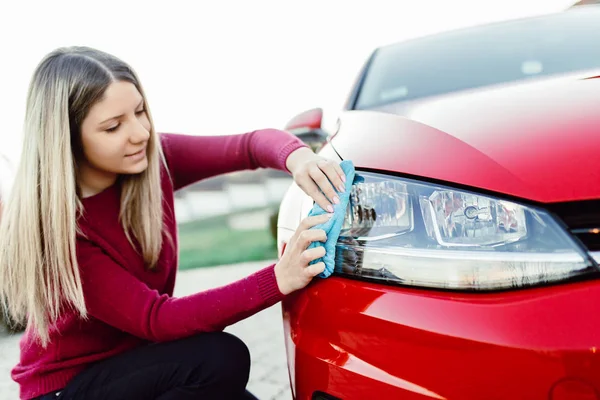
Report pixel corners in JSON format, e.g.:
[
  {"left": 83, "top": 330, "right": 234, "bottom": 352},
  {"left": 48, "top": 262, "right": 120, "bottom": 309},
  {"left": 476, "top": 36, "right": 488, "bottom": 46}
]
[
  {"left": 298, "top": 213, "right": 332, "bottom": 232},
  {"left": 296, "top": 229, "right": 327, "bottom": 250},
  {"left": 305, "top": 262, "right": 326, "bottom": 277},
  {"left": 309, "top": 165, "right": 339, "bottom": 207},
  {"left": 299, "top": 177, "right": 334, "bottom": 212},
  {"left": 301, "top": 246, "right": 326, "bottom": 264},
  {"left": 274, "top": 214, "right": 334, "bottom": 295},
  {"left": 318, "top": 159, "right": 346, "bottom": 193}
]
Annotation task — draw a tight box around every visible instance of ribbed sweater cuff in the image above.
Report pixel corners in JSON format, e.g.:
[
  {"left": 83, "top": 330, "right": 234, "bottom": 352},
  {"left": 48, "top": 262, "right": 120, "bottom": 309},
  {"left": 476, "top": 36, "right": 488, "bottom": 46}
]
[
  {"left": 19, "top": 368, "right": 80, "bottom": 400},
  {"left": 255, "top": 264, "right": 286, "bottom": 305},
  {"left": 278, "top": 141, "right": 308, "bottom": 173}
]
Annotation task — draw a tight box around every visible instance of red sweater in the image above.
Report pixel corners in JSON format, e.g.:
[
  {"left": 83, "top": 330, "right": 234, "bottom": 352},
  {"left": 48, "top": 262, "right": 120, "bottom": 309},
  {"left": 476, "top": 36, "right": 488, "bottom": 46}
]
[{"left": 12, "top": 130, "right": 307, "bottom": 399}]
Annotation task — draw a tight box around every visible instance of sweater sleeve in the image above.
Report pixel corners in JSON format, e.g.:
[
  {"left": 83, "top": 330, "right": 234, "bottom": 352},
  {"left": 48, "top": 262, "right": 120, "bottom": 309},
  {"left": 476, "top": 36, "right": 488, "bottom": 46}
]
[
  {"left": 160, "top": 129, "right": 307, "bottom": 191},
  {"left": 77, "top": 239, "right": 285, "bottom": 342}
]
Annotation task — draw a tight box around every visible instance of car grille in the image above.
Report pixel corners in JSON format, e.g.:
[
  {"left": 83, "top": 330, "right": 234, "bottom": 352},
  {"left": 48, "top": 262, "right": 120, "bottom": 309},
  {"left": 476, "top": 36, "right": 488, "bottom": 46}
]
[{"left": 547, "top": 199, "right": 600, "bottom": 252}]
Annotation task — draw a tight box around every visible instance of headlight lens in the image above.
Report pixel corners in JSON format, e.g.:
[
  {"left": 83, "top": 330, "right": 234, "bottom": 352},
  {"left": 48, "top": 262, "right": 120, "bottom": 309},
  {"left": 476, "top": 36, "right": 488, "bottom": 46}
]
[{"left": 334, "top": 172, "right": 595, "bottom": 290}]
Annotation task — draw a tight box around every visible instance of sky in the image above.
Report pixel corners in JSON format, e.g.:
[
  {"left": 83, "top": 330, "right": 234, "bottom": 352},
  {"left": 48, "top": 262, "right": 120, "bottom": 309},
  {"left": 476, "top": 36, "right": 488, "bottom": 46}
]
[{"left": 0, "top": 0, "right": 575, "bottom": 163}]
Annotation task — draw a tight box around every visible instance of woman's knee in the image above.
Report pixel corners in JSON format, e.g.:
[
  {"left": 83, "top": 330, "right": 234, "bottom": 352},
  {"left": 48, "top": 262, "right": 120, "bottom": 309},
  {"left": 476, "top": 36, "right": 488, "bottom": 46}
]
[
  {"left": 189, "top": 332, "right": 251, "bottom": 386},
  {"left": 213, "top": 332, "right": 251, "bottom": 377}
]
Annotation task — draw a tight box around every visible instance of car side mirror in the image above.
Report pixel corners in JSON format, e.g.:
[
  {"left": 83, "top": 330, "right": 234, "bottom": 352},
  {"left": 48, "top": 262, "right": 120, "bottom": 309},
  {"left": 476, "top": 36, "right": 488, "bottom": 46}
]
[{"left": 284, "top": 108, "right": 329, "bottom": 152}]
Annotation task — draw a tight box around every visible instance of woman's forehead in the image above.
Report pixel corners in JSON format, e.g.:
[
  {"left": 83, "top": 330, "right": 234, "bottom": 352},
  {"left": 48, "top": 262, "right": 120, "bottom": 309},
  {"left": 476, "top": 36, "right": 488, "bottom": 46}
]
[{"left": 87, "top": 81, "right": 143, "bottom": 124}]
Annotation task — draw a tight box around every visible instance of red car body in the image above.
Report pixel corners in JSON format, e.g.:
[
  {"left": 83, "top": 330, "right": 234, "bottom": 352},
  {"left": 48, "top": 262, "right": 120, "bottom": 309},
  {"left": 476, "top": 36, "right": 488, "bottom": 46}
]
[{"left": 277, "top": 8, "right": 600, "bottom": 400}]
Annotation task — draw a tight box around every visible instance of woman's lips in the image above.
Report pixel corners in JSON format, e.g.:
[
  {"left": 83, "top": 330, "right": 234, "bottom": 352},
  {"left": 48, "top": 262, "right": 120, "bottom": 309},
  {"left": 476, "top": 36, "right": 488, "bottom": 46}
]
[{"left": 126, "top": 147, "right": 146, "bottom": 159}]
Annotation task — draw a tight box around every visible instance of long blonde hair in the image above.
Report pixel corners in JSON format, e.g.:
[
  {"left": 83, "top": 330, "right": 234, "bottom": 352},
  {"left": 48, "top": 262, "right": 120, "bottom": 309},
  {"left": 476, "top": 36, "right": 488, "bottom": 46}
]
[
  {"left": 0, "top": 153, "right": 13, "bottom": 209},
  {"left": 0, "top": 47, "right": 167, "bottom": 346}
]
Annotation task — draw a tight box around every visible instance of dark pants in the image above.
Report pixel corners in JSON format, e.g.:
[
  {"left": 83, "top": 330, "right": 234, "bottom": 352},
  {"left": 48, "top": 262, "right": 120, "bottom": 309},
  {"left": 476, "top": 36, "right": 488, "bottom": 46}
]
[{"left": 37, "top": 332, "right": 258, "bottom": 400}]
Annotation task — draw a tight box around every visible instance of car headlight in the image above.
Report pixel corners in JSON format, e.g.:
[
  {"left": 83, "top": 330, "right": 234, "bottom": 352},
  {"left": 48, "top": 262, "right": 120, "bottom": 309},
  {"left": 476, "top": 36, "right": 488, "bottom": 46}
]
[{"left": 335, "top": 172, "right": 596, "bottom": 290}]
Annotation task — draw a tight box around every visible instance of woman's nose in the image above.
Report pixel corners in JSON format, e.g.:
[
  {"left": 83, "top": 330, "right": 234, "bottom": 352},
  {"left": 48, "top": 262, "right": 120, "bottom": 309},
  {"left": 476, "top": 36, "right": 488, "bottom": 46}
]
[{"left": 130, "top": 118, "right": 150, "bottom": 143}]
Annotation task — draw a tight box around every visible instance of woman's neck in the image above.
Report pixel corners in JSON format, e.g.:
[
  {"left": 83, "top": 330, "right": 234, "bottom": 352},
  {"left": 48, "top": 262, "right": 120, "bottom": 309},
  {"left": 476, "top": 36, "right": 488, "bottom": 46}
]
[{"left": 78, "top": 165, "right": 118, "bottom": 198}]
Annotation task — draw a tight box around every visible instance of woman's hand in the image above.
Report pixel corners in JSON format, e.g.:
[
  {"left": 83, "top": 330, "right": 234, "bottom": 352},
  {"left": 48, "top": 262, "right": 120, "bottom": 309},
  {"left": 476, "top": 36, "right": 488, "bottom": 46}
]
[
  {"left": 286, "top": 147, "right": 346, "bottom": 213},
  {"left": 274, "top": 213, "right": 333, "bottom": 295}
]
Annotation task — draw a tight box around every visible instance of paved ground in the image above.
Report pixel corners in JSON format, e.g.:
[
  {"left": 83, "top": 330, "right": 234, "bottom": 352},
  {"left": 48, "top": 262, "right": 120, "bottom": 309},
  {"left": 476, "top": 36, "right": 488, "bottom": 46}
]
[{"left": 0, "top": 261, "right": 291, "bottom": 400}]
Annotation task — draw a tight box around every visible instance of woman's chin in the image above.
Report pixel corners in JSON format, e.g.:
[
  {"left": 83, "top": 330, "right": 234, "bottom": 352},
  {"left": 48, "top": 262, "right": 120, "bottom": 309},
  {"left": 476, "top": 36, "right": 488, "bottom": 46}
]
[{"left": 123, "top": 158, "right": 149, "bottom": 175}]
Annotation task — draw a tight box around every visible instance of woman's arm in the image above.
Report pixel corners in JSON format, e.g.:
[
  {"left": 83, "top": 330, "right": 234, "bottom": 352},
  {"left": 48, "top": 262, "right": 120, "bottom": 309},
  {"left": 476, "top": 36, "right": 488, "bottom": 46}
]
[
  {"left": 77, "top": 239, "right": 285, "bottom": 342},
  {"left": 160, "top": 130, "right": 307, "bottom": 191}
]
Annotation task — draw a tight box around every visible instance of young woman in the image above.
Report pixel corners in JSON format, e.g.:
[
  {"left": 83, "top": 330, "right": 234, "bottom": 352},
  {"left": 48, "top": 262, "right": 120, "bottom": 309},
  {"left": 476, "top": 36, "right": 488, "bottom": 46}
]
[{"left": 0, "top": 46, "right": 347, "bottom": 400}]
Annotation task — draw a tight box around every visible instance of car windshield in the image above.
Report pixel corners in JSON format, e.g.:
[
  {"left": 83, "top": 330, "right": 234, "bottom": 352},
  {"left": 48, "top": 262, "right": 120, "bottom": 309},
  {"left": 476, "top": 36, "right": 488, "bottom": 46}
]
[{"left": 355, "top": 7, "right": 600, "bottom": 109}]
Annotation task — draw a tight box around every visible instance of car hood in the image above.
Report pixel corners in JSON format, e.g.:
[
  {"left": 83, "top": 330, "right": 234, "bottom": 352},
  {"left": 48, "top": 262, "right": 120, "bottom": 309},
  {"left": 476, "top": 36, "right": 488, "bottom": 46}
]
[{"left": 330, "top": 72, "right": 600, "bottom": 203}]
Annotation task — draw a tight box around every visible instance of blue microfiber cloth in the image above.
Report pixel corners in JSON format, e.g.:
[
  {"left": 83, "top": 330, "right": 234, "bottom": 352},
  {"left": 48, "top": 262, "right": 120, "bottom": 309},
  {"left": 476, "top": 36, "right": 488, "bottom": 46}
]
[{"left": 307, "top": 160, "right": 356, "bottom": 278}]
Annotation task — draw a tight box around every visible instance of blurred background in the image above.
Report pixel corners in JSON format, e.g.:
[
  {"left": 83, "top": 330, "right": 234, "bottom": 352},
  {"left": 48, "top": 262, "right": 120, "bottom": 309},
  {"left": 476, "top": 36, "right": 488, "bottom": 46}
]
[{"left": 0, "top": 0, "right": 586, "bottom": 268}]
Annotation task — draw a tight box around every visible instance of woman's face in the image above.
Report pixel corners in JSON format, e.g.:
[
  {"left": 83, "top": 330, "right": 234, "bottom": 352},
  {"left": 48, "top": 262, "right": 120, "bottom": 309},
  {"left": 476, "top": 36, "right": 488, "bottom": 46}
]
[{"left": 78, "top": 81, "right": 151, "bottom": 194}]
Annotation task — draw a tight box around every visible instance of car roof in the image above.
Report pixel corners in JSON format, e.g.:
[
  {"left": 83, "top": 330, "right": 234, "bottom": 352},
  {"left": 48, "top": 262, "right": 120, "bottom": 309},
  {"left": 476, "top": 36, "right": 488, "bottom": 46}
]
[{"left": 377, "top": 5, "right": 600, "bottom": 53}]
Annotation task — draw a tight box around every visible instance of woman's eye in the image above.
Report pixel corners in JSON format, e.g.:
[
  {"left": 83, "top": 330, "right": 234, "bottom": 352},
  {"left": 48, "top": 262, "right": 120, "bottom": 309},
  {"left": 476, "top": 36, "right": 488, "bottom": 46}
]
[
  {"left": 106, "top": 124, "right": 120, "bottom": 133},
  {"left": 135, "top": 109, "right": 145, "bottom": 115}
]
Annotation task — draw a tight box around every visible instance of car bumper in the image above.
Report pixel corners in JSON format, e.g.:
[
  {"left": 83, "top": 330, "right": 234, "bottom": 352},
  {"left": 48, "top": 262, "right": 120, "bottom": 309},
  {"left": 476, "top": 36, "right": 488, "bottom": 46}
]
[{"left": 281, "top": 276, "right": 600, "bottom": 400}]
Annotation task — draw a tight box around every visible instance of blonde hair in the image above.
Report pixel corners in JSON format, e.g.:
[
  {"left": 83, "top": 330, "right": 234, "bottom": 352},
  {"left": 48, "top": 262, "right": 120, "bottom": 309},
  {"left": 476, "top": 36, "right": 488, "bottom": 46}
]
[
  {"left": 0, "top": 47, "right": 167, "bottom": 346},
  {"left": 0, "top": 153, "right": 13, "bottom": 207}
]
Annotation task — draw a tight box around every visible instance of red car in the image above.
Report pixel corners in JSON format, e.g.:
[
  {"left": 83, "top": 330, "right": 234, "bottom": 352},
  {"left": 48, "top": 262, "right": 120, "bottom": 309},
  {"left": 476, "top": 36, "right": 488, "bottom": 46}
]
[{"left": 276, "top": 6, "right": 600, "bottom": 400}]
